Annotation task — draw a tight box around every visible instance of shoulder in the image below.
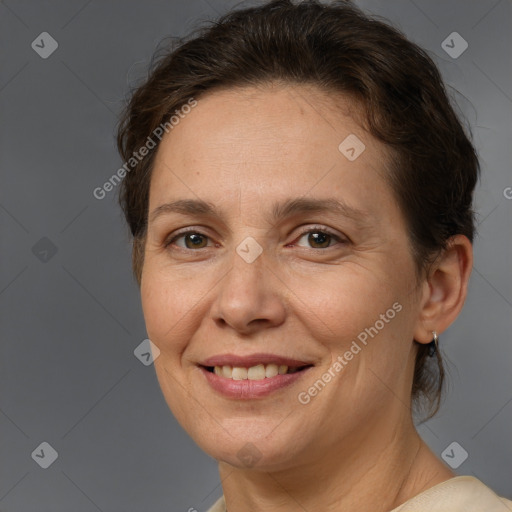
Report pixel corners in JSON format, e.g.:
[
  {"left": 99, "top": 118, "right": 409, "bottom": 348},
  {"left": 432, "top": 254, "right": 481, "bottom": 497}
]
[
  {"left": 391, "top": 475, "right": 512, "bottom": 512},
  {"left": 206, "top": 495, "right": 225, "bottom": 512},
  {"left": 206, "top": 477, "right": 512, "bottom": 512}
]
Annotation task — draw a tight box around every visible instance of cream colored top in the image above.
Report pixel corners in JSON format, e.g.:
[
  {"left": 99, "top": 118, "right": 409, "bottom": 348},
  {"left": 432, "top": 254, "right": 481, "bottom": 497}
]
[{"left": 206, "top": 476, "right": 512, "bottom": 512}]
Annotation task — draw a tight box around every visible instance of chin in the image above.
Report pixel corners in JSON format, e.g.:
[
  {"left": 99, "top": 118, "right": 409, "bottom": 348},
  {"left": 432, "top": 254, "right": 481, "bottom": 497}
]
[{"left": 189, "top": 418, "right": 308, "bottom": 471}]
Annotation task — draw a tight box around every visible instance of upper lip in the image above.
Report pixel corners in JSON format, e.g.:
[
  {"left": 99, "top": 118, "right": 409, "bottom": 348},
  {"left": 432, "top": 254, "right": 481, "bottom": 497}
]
[{"left": 199, "top": 353, "right": 314, "bottom": 368}]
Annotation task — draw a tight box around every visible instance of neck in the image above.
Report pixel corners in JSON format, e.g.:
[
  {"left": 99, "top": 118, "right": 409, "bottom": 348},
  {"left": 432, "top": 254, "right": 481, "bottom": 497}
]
[{"left": 217, "top": 412, "right": 454, "bottom": 512}]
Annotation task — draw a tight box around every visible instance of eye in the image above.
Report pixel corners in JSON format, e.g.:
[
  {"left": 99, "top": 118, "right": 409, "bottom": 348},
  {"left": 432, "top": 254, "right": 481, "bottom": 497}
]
[
  {"left": 293, "top": 227, "right": 346, "bottom": 249},
  {"left": 164, "top": 226, "right": 347, "bottom": 252},
  {"left": 165, "top": 230, "right": 213, "bottom": 250}
]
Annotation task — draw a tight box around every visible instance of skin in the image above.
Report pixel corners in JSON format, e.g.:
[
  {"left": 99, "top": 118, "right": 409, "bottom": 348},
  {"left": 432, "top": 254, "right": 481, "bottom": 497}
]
[{"left": 140, "top": 83, "right": 473, "bottom": 511}]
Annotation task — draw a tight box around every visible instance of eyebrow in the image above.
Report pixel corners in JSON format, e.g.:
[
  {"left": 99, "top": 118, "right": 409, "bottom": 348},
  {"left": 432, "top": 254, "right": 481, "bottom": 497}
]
[{"left": 149, "top": 197, "right": 371, "bottom": 227}]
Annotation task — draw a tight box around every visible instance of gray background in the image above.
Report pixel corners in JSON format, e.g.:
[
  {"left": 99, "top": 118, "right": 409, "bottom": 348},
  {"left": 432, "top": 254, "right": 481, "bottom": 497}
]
[{"left": 0, "top": 0, "right": 510, "bottom": 510}]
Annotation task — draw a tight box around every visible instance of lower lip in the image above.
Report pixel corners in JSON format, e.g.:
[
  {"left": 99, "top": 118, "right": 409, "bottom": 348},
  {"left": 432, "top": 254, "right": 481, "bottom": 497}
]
[{"left": 200, "top": 366, "right": 312, "bottom": 399}]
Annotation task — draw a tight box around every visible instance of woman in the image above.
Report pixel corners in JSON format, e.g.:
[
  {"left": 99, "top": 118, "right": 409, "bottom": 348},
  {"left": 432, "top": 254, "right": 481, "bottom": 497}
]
[{"left": 116, "top": 0, "right": 511, "bottom": 510}]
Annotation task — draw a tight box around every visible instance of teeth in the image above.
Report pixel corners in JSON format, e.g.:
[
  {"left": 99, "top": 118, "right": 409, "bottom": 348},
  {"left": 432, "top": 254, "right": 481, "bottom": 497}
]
[
  {"left": 248, "top": 364, "right": 265, "bottom": 380},
  {"left": 265, "top": 364, "right": 279, "bottom": 378},
  {"left": 231, "top": 367, "right": 248, "bottom": 380},
  {"left": 211, "top": 363, "right": 305, "bottom": 380}
]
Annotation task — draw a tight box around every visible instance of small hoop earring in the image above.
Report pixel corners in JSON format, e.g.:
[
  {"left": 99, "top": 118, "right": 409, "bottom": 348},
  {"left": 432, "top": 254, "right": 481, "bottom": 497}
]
[{"left": 428, "top": 331, "right": 438, "bottom": 357}]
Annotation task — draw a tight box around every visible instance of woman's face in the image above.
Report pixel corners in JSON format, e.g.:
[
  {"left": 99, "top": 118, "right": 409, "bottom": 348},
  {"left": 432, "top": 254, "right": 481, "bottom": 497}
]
[{"left": 141, "top": 84, "right": 424, "bottom": 470}]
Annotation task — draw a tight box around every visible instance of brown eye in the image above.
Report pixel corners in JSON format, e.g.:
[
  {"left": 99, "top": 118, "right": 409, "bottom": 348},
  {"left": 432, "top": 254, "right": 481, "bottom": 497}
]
[
  {"left": 183, "top": 233, "right": 208, "bottom": 249},
  {"left": 307, "top": 232, "right": 332, "bottom": 248},
  {"left": 294, "top": 229, "right": 344, "bottom": 249},
  {"left": 166, "top": 231, "right": 211, "bottom": 250}
]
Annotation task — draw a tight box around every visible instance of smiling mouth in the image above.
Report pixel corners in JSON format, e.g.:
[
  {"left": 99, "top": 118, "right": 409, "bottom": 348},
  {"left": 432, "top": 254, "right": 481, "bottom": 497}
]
[{"left": 203, "top": 363, "right": 313, "bottom": 380}]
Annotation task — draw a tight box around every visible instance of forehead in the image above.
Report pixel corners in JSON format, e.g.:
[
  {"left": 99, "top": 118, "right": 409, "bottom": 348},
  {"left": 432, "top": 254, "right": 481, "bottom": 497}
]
[{"left": 148, "top": 84, "right": 392, "bottom": 216}]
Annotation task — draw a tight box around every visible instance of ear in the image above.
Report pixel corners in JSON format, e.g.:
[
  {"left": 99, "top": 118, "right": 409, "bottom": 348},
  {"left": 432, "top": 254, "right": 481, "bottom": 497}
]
[{"left": 413, "top": 234, "right": 473, "bottom": 345}]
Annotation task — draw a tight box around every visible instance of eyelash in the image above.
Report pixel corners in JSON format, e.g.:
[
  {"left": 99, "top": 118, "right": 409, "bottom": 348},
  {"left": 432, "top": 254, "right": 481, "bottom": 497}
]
[{"left": 164, "top": 225, "right": 347, "bottom": 251}]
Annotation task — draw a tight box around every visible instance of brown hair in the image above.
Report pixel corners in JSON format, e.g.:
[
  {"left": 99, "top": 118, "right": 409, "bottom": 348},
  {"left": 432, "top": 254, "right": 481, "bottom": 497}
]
[{"left": 116, "top": 0, "right": 479, "bottom": 419}]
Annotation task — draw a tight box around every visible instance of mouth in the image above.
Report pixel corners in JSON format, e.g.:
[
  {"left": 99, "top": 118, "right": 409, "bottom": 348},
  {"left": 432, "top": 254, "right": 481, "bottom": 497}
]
[
  {"left": 202, "top": 363, "right": 314, "bottom": 380},
  {"left": 198, "top": 355, "right": 315, "bottom": 399}
]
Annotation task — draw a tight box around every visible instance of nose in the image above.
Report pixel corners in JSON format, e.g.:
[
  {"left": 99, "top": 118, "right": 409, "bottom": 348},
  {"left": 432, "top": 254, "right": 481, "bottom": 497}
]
[{"left": 210, "top": 245, "right": 286, "bottom": 336}]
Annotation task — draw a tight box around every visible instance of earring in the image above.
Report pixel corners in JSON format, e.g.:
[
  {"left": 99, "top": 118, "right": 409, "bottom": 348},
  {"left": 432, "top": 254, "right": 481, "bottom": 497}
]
[{"left": 427, "top": 331, "right": 438, "bottom": 357}]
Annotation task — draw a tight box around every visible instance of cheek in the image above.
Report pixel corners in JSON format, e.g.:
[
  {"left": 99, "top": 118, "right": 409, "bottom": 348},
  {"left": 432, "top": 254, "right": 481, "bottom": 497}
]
[
  {"left": 292, "top": 262, "right": 414, "bottom": 402},
  {"left": 287, "top": 263, "right": 400, "bottom": 344},
  {"left": 140, "top": 269, "right": 205, "bottom": 353}
]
